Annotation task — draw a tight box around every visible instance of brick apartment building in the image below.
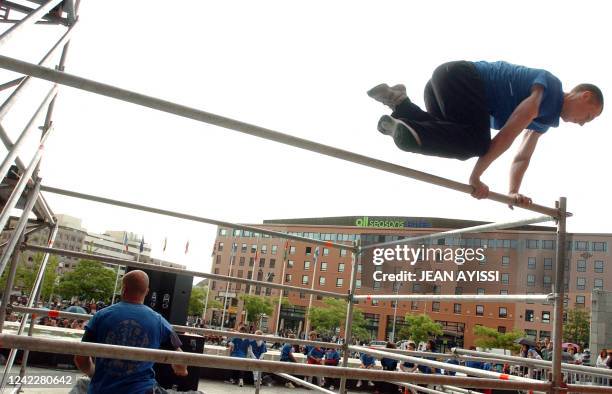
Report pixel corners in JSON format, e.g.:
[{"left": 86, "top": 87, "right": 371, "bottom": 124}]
[{"left": 207, "top": 216, "right": 610, "bottom": 349}]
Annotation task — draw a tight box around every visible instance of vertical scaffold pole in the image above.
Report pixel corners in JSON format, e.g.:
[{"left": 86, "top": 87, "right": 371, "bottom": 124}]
[
  {"left": 339, "top": 240, "right": 359, "bottom": 394},
  {"left": 551, "top": 197, "right": 567, "bottom": 394}
]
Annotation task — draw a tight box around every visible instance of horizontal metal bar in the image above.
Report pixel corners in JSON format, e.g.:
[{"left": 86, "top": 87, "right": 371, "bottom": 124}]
[
  {"left": 353, "top": 294, "right": 552, "bottom": 302},
  {"left": 0, "top": 0, "right": 63, "bottom": 48},
  {"left": 0, "top": 55, "right": 565, "bottom": 219},
  {"left": 350, "top": 345, "right": 542, "bottom": 387},
  {"left": 397, "top": 382, "right": 447, "bottom": 394},
  {"left": 362, "top": 215, "right": 555, "bottom": 250},
  {"left": 0, "top": 334, "right": 552, "bottom": 390},
  {"left": 440, "top": 386, "right": 483, "bottom": 394},
  {"left": 23, "top": 244, "right": 350, "bottom": 300},
  {"left": 39, "top": 185, "right": 352, "bottom": 251},
  {"left": 275, "top": 373, "right": 335, "bottom": 394},
  {"left": 452, "top": 347, "right": 612, "bottom": 378},
  {"left": 0, "top": 1, "right": 67, "bottom": 25},
  {"left": 565, "top": 384, "right": 612, "bottom": 393},
  {"left": 10, "top": 306, "right": 344, "bottom": 350},
  {"left": 0, "top": 224, "right": 47, "bottom": 249}
]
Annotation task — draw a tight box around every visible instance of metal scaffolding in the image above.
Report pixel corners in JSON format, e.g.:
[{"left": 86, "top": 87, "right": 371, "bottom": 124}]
[{"left": 0, "top": 2, "right": 585, "bottom": 393}]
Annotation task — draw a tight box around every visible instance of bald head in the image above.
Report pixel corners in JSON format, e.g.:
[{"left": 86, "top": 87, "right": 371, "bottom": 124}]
[{"left": 121, "top": 270, "right": 149, "bottom": 303}]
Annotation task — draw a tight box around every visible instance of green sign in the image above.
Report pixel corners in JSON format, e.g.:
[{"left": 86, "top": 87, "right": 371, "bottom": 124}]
[{"left": 354, "top": 216, "right": 406, "bottom": 228}]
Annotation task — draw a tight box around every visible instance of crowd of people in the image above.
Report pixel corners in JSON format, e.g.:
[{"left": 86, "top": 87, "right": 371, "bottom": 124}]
[{"left": 4, "top": 297, "right": 106, "bottom": 329}]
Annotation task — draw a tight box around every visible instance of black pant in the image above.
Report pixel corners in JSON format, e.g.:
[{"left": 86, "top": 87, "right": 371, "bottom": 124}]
[{"left": 391, "top": 61, "right": 490, "bottom": 160}]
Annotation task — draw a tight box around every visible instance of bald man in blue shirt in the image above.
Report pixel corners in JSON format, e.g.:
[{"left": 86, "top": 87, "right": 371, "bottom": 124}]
[{"left": 369, "top": 60, "right": 603, "bottom": 207}]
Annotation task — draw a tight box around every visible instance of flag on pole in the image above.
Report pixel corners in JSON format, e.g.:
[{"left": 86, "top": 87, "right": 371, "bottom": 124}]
[
  {"left": 139, "top": 237, "right": 145, "bottom": 253},
  {"left": 123, "top": 232, "right": 129, "bottom": 252},
  {"left": 162, "top": 237, "right": 167, "bottom": 252},
  {"left": 314, "top": 246, "right": 320, "bottom": 259},
  {"left": 283, "top": 240, "right": 289, "bottom": 260},
  {"left": 185, "top": 240, "right": 190, "bottom": 254}
]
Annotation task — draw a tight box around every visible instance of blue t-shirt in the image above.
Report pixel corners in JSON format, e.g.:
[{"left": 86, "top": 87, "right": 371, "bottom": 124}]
[
  {"left": 308, "top": 347, "right": 326, "bottom": 361},
  {"left": 230, "top": 337, "right": 250, "bottom": 358},
  {"left": 249, "top": 340, "right": 267, "bottom": 359},
  {"left": 465, "top": 360, "right": 485, "bottom": 370},
  {"left": 473, "top": 61, "right": 564, "bottom": 133},
  {"left": 82, "top": 302, "right": 181, "bottom": 394},
  {"left": 360, "top": 353, "right": 375, "bottom": 367},
  {"left": 324, "top": 349, "right": 340, "bottom": 365},
  {"left": 303, "top": 344, "right": 314, "bottom": 355},
  {"left": 280, "top": 343, "right": 294, "bottom": 361},
  {"left": 381, "top": 357, "right": 398, "bottom": 371}
]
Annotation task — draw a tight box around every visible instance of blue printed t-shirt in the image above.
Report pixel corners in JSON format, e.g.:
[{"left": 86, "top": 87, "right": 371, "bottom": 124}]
[
  {"left": 308, "top": 347, "right": 326, "bottom": 361},
  {"left": 473, "top": 61, "right": 564, "bottom": 133},
  {"left": 325, "top": 349, "right": 340, "bottom": 365},
  {"left": 250, "top": 340, "right": 267, "bottom": 359},
  {"left": 360, "top": 353, "right": 375, "bottom": 367},
  {"left": 82, "top": 302, "right": 181, "bottom": 394},
  {"left": 280, "top": 343, "right": 294, "bottom": 361},
  {"left": 230, "top": 337, "right": 250, "bottom": 358},
  {"left": 381, "top": 357, "right": 398, "bottom": 371}
]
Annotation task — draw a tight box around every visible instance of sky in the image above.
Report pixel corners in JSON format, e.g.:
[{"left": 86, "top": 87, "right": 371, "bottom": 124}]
[{"left": 0, "top": 0, "right": 610, "bottom": 274}]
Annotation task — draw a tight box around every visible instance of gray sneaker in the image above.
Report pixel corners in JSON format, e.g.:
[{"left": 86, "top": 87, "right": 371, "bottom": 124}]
[
  {"left": 367, "top": 83, "right": 407, "bottom": 109},
  {"left": 377, "top": 115, "right": 422, "bottom": 150}
]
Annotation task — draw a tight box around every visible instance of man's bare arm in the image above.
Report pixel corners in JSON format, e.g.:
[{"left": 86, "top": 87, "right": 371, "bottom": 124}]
[
  {"left": 171, "top": 347, "right": 189, "bottom": 376},
  {"left": 74, "top": 355, "right": 95, "bottom": 377},
  {"left": 469, "top": 85, "right": 544, "bottom": 199},
  {"left": 507, "top": 130, "right": 541, "bottom": 206}
]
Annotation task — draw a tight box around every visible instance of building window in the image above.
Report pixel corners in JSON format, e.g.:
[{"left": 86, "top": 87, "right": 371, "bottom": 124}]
[
  {"left": 216, "top": 255, "right": 221, "bottom": 264},
  {"left": 261, "top": 245, "right": 267, "bottom": 255},
  {"left": 340, "top": 249, "right": 347, "bottom": 257},
  {"left": 543, "top": 275, "right": 552, "bottom": 286},
  {"left": 373, "top": 281, "right": 381, "bottom": 290},
  {"left": 251, "top": 244, "right": 257, "bottom": 253},
  {"left": 211, "top": 281, "right": 216, "bottom": 290},
  {"left": 299, "top": 292, "right": 306, "bottom": 299},
  {"left": 433, "top": 285, "right": 441, "bottom": 294},
  {"left": 501, "top": 256, "right": 510, "bottom": 267},
  {"left": 476, "top": 305, "right": 484, "bottom": 316},
  {"left": 323, "top": 248, "right": 329, "bottom": 256},
  {"left": 575, "top": 241, "right": 588, "bottom": 251},
  {"left": 219, "top": 228, "right": 227, "bottom": 236},
  {"left": 304, "top": 261, "right": 311, "bottom": 270},
  {"left": 527, "top": 239, "right": 539, "bottom": 249},
  {"left": 411, "top": 301, "right": 419, "bottom": 310},
  {"left": 241, "top": 243, "right": 247, "bottom": 253},
  {"left": 302, "top": 275, "right": 309, "bottom": 285},
  {"left": 269, "top": 259, "right": 276, "bottom": 268},
  {"left": 525, "top": 310, "right": 534, "bottom": 322},
  {"left": 285, "top": 274, "right": 292, "bottom": 283},
  {"left": 498, "top": 326, "right": 506, "bottom": 333},
  {"left": 336, "top": 278, "right": 344, "bottom": 287},
  {"left": 542, "top": 240, "right": 554, "bottom": 249},
  {"left": 265, "top": 287, "right": 272, "bottom": 296},
  {"left": 542, "top": 311, "right": 551, "bottom": 324},
  {"left": 249, "top": 257, "right": 254, "bottom": 267},
  {"left": 477, "top": 288, "right": 485, "bottom": 295},
  {"left": 525, "top": 329, "right": 537, "bottom": 339},
  {"left": 355, "top": 279, "right": 361, "bottom": 289},
  {"left": 338, "top": 263, "right": 345, "bottom": 272},
  {"left": 594, "top": 260, "right": 604, "bottom": 273},
  {"left": 259, "top": 258, "right": 265, "bottom": 268},
  {"left": 319, "top": 276, "right": 326, "bottom": 286},
  {"left": 289, "top": 246, "right": 296, "bottom": 255},
  {"left": 453, "top": 303, "right": 461, "bottom": 314},
  {"left": 544, "top": 258, "right": 552, "bottom": 270},
  {"left": 500, "top": 289, "right": 508, "bottom": 295},
  {"left": 528, "top": 257, "right": 536, "bottom": 269},
  {"left": 305, "top": 247, "right": 312, "bottom": 255},
  {"left": 499, "top": 307, "right": 508, "bottom": 318},
  {"left": 320, "top": 262, "right": 328, "bottom": 271},
  {"left": 357, "top": 264, "right": 362, "bottom": 273},
  {"left": 413, "top": 283, "right": 422, "bottom": 292},
  {"left": 577, "top": 260, "right": 586, "bottom": 272},
  {"left": 432, "top": 302, "right": 440, "bottom": 312},
  {"left": 218, "top": 242, "right": 224, "bottom": 252},
  {"left": 576, "top": 277, "right": 586, "bottom": 290},
  {"left": 455, "top": 287, "right": 463, "bottom": 295},
  {"left": 501, "top": 274, "right": 509, "bottom": 285},
  {"left": 576, "top": 295, "right": 585, "bottom": 306},
  {"left": 239, "top": 257, "right": 245, "bottom": 266},
  {"left": 594, "top": 278, "right": 603, "bottom": 290},
  {"left": 232, "top": 243, "right": 238, "bottom": 252},
  {"left": 527, "top": 274, "right": 535, "bottom": 287},
  {"left": 287, "top": 260, "right": 294, "bottom": 268},
  {"left": 271, "top": 245, "right": 278, "bottom": 255},
  {"left": 593, "top": 241, "right": 607, "bottom": 252},
  {"left": 214, "top": 268, "right": 219, "bottom": 275},
  {"left": 371, "top": 299, "right": 379, "bottom": 306}
]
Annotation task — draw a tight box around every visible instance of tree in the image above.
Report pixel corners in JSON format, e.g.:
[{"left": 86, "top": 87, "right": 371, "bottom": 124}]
[
  {"left": 308, "top": 298, "right": 369, "bottom": 340},
  {"left": 0, "top": 253, "right": 57, "bottom": 301},
  {"left": 397, "top": 313, "right": 443, "bottom": 344},
  {"left": 473, "top": 325, "right": 524, "bottom": 352},
  {"left": 188, "top": 286, "right": 221, "bottom": 316},
  {"left": 563, "top": 308, "right": 590, "bottom": 345},
  {"left": 241, "top": 294, "right": 273, "bottom": 328},
  {"left": 57, "top": 260, "right": 116, "bottom": 302}
]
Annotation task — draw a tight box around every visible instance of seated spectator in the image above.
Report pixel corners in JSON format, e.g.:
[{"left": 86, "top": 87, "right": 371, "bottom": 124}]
[
  {"left": 464, "top": 346, "right": 485, "bottom": 370},
  {"left": 356, "top": 351, "right": 376, "bottom": 388},
  {"left": 226, "top": 325, "right": 250, "bottom": 387},
  {"left": 306, "top": 336, "right": 326, "bottom": 387},
  {"left": 74, "top": 270, "right": 188, "bottom": 394},
  {"left": 279, "top": 333, "right": 297, "bottom": 389},
  {"left": 378, "top": 342, "right": 400, "bottom": 394},
  {"left": 324, "top": 347, "right": 340, "bottom": 390},
  {"left": 248, "top": 330, "right": 268, "bottom": 387},
  {"left": 400, "top": 342, "right": 418, "bottom": 373}
]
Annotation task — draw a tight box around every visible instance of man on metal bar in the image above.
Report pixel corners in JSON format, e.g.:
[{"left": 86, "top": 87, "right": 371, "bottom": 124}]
[
  {"left": 369, "top": 60, "right": 603, "bottom": 206},
  {"left": 73, "top": 270, "right": 189, "bottom": 394}
]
